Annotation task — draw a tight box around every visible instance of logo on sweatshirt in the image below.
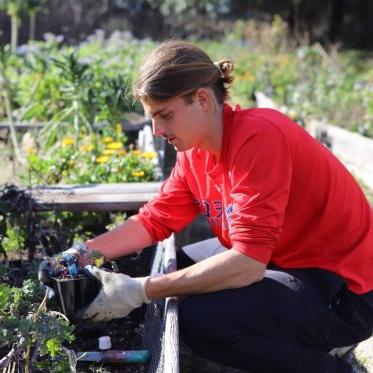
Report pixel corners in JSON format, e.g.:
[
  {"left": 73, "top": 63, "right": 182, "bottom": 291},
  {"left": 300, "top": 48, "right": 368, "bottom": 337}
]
[{"left": 194, "top": 198, "right": 232, "bottom": 229}]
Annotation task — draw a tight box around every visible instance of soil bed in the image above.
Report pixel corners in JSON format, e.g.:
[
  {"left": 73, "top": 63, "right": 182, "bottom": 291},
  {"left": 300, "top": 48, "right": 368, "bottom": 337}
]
[
  {"left": 0, "top": 247, "right": 155, "bottom": 373},
  {"left": 70, "top": 248, "right": 154, "bottom": 373},
  {"left": 72, "top": 309, "right": 147, "bottom": 373}
]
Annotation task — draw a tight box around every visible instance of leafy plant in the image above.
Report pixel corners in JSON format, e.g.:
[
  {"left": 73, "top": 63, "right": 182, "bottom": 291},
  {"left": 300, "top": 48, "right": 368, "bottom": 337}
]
[
  {"left": 0, "top": 44, "right": 25, "bottom": 164},
  {"left": 26, "top": 133, "right": 157, "bottom": 185},
  {"left": 96, "top": 74, "right": 134, "bottom": 126},
  {"left": 0, "top": 276, "right": 75, "bottom": 372},
  {"left": 40, "top": 50, "right": 95, "bottom": 147},
  {"left": 0, "top": 186, "right": 34, "bottom": 257}
]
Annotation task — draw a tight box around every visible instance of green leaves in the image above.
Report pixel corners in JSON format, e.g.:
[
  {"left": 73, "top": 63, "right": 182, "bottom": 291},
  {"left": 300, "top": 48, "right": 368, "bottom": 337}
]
[
  {"left": 46, "top": 337, "right": 60, "bottom": 357},
  {"left": 25, "top": 0, "right": 46, "bottom": 12},
  {"left": 52, "top": 50, "right": 91, "bottom": 88},
  {"left": 98, "top": 74, "right": 133, "bottom": 125},
  {"left": 0, "top": 283, "right": 11, "bottom": 310},
  {"left": 26, "top": 135, "right": 157, "bottom": 185},
  {"left": 0, "top": 44, "right": 11, "bottom": 68},
  {"left": 0, "top": 276, "right": 76, "bottom": 369},
  {"left": 35, "top": 50, "right": 136, "bottom": 148},
  {"left": 0, "top": 0, "right": 27, "bottom": 15}
]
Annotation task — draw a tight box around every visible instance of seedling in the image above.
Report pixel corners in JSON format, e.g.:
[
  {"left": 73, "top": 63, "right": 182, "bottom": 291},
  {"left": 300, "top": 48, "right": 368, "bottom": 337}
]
[{"left": 47, "top": 252, "right": 103, "bottom": 318}]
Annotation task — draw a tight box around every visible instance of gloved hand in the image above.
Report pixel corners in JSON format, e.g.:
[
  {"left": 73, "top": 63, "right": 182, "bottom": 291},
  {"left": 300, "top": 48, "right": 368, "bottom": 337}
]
[
  {"left": 38, "top": 243, "right": 100, "bottom": 285},
  {"left": 75, "top": 265, "right": 151, "bottom": 322}
]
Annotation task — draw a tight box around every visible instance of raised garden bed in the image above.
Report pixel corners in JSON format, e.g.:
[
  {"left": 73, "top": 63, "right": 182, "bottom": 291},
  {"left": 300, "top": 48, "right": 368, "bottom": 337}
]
[{"left": 0, "top": 236, "right": 179, "bottom": 373}]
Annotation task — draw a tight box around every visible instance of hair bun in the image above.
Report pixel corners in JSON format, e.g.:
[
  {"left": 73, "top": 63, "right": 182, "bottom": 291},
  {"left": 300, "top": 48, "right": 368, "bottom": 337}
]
[{"left": 214, "top": 60, "right": 234, "bottom": 79}]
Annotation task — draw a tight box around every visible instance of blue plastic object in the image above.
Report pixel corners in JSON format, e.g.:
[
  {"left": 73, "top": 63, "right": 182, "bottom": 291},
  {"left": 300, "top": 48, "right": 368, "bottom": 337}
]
[{"left": 65, "top": 254, "right": 78, "bottom": 277}]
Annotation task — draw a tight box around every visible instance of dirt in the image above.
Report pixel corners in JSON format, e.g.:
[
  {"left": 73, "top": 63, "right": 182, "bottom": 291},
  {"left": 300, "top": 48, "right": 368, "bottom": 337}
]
[
  {"left": 69, "top": 250, "right": 154, "bottom": 373},
  {"left": 72, "top": 309, "right": 147, "bottom": 373}
]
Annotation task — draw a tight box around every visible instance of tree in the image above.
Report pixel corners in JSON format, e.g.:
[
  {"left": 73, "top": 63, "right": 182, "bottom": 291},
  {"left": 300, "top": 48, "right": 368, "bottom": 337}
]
[
  {"left": 25, "top": 0, "right": 47, "bottom": 41},
  {"left": 0, "top": 0, "right": 27, "bottom": 52}
]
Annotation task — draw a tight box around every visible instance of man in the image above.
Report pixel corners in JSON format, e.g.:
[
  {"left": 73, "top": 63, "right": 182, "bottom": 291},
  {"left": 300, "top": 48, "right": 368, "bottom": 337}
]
[{"left": 40, "top": 40, "right": 373, "bottom": 372}]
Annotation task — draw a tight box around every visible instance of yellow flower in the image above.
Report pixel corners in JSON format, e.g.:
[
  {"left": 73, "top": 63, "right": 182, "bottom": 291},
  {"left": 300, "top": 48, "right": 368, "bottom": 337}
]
[
  {"left": 103, "top": 149, "right": 116, "bottom": 156},
  {"left": 81, "top": 144, "right": 93, "bottom": 152},
  {"left": 106, "top": 142, "right": 123, "bottom": 150},
  {"left": 96, "top": 156, "right": 110, "bottom": 164},
  {"left": 103, "top": 136, "right": 114, "bottom": 144},
  {"left": 131, "top": 170, "right": 145, "bottom": 177},
  {"left": 142, "top": 151, "right": 157, "bottom": 160},
  {"left": 115, "top": 123, "right": 122, "bottom": 135},
  {"left": 119, "top": 149, "right": 127, "bottom": 156},
  {"left": 94, "top": 257, "right": 104, "bottom": 267},
  {"left": 62, "top": 136, "right": 74, "bottom": 146},
  {"left": 131, "top": 150, "right": 142, "bottom": 156}
]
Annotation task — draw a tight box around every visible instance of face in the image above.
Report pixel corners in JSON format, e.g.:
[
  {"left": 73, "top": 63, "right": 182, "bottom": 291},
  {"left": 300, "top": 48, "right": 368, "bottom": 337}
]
[{"left": 142, "top": 92, "right": 209, "bottom": 152}]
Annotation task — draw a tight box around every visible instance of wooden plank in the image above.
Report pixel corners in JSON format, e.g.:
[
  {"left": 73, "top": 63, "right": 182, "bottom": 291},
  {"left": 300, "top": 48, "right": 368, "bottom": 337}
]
[
  {"left": 163, "top": 235, "right": 179, "bottom": 373},
  {"left": 0, "top": 117, "right": 150, "bottom": 132},
  {"left": 30, "top": 182, "right": 162, "bottom": 212},
  {"left": 32, "top": 182, "right": 162, "bottom": 194},
  {"left": 0, "top": 122, "right": 45, "bottom": 130},
  {"left": 32, "top": 193, "right": 157, "bottom": 212}
]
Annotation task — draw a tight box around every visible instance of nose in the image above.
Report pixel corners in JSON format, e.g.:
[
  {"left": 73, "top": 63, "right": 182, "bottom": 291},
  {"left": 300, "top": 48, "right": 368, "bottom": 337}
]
[{"left": 152, "top": 118, "right": 165, "bottom": 138}]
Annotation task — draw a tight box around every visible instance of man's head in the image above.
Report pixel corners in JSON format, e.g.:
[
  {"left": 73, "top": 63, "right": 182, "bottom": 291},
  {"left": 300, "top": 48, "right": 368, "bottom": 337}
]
[
  {"left": 133, "top": 40, "right": 233, "bottom": 105},
  {"left": 134, "top": 40, "right": 233, "bottom": 153}
]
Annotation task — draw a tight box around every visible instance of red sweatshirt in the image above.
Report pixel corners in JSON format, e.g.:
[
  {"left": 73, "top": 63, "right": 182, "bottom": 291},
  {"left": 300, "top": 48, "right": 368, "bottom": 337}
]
[{"left": 138, "top": 104, "right": 373, "bottom": 294}]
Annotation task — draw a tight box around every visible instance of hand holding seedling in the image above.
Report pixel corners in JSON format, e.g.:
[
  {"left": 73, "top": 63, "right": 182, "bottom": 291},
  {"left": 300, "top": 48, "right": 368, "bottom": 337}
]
[{"left": 74, "top": 265, "right": 150, "bottom": 321}]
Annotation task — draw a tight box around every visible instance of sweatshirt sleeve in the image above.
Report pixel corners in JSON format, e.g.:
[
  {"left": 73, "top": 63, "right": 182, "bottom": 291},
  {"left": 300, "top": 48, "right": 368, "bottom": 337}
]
[
  {"left": 137, "top": 157, "right": 199, "bottom": 243},
  {"left": 229, "top": 118, "right": 292, "bottom": 264}
]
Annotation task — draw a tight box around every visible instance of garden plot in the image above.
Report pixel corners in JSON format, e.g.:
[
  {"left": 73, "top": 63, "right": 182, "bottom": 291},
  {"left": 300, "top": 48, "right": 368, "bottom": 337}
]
[
  {"left": 0, "top": 181, "right": 179, "bottom": 373},
  {"left": 0, "top": 250, "right": 152, "bottom": 373},
  {"left": 1, "top": 238, "right": 179, "bottom": 373}
]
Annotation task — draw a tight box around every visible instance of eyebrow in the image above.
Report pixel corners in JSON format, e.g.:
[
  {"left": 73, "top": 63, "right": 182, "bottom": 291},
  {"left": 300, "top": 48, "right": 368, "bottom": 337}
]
[{"left": 149, "top": 107, "right": 168, "bottom": 118}]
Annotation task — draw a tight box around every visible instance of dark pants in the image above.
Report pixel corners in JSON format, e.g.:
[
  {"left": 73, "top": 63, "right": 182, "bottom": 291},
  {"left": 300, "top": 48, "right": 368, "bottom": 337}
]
[{"left": 177, "top": 249, "right": 373, "bottom": 373}]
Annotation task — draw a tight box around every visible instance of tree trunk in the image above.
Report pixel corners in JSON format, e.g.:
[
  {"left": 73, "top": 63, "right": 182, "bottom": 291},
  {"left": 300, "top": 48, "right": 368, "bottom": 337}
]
[
  {"left": 10, "top": 14, "right": 18, "bottom": 53},
  {"left": 29, "top": 12, "right": 36, "bottom": 41}
]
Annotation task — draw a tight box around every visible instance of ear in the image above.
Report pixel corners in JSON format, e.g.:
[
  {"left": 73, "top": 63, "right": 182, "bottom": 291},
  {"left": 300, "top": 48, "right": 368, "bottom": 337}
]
[{"left": 194, "top": 88, "right": 212, "bottom": 111}]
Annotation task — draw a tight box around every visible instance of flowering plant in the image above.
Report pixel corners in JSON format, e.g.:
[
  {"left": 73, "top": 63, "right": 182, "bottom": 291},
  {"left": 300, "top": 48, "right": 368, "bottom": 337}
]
[{"left": 25, "top": 126, "right": 158, "bottom": 185}]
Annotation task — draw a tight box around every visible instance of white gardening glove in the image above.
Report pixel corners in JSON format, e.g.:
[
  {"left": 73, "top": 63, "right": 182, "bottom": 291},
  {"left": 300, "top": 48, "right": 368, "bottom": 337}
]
[{"left": 75, "top": 265, "right": 151, "bottom": 322}]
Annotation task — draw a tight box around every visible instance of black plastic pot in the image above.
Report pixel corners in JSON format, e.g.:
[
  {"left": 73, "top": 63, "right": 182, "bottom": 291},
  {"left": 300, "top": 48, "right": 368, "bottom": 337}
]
[{"left": 50, "top": 275, "right": 101, "bottom": 318}]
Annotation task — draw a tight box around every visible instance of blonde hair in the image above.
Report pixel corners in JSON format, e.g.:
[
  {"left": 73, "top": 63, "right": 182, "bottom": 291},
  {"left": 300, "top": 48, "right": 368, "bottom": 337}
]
[{"left": 134, "top": 40, "right": 233, "bottom": 104}]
